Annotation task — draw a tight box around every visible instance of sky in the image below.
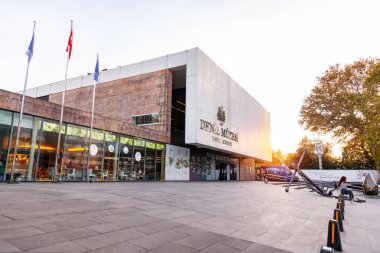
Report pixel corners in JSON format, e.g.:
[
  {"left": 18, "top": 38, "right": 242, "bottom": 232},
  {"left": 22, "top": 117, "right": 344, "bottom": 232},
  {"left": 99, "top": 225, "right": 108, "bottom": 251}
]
[{"left": 1, "top": 0, "right": 380, "bottom": 156}]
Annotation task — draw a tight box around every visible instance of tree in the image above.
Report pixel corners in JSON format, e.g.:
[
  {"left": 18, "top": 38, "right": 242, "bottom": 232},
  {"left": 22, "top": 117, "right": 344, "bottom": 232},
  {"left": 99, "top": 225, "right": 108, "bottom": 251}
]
[
  {"left": 271, "top": 149, "right": 284, "bottom": 165},
  {"left": 363, "top": 63, "right": 380, "bottom": 171},
  {"left": 299, "top": 58, "right": 380, "bottom": 170},
  {"left": 283, "top": 137, "right": 338, "bottom": 169}
]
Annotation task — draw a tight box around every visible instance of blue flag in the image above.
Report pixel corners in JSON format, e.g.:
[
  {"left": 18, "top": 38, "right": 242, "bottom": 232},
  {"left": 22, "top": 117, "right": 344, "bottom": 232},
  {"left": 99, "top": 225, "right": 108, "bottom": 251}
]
[
  {"left": 94, "top": 57, "right": 99, "bottom": 82},
  {"left": 25, "top": 32, "right": 34, "bottom": 62}
]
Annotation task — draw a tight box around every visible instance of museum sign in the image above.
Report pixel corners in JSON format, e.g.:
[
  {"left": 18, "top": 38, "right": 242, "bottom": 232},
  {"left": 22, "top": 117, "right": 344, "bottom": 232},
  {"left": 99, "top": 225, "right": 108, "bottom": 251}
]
[{"left": 199, "top": 106, "right": 239, "bottom": 146}]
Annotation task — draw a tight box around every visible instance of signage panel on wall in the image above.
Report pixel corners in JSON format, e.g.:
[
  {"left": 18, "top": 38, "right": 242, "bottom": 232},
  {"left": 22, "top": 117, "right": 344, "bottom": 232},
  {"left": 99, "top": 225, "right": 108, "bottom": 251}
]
[
  {"left": 165, "top": 144, "right": 190, "bottom": 181},
  {"left": 302, "top": 170, "right": 375, "bottom": 183}
]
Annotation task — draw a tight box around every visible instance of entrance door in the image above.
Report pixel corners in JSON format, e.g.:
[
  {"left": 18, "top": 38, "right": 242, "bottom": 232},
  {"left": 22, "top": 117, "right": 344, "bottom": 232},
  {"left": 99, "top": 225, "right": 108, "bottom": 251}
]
[{"left": 217, "top": 162, "right": 227, "bottom": 181}]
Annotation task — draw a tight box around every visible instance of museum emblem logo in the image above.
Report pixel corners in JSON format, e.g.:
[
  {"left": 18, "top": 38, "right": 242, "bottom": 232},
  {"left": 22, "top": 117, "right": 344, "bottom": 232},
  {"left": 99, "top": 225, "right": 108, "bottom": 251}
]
[{"left": 217, "top": 106, "right": 226, "bottom": 126}]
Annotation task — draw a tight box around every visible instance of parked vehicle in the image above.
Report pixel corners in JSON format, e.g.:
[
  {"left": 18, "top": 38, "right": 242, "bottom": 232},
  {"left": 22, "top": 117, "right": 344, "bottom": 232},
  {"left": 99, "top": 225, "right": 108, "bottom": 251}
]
[{"left": 259, "top": 165, "right": 299, "bottom": 182}]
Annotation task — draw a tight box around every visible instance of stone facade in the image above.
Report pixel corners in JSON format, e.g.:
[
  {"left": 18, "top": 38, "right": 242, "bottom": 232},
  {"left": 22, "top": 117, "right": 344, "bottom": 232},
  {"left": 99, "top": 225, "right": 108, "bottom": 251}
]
[
  {"left": 239, "top": 158, "right": 256, "bottom": 181},
  {"left": 0, "top": 70, "right": 172, "bottom": 144},
  {"left": 49, "top": 70, "right": 172, "bottom": 135}
]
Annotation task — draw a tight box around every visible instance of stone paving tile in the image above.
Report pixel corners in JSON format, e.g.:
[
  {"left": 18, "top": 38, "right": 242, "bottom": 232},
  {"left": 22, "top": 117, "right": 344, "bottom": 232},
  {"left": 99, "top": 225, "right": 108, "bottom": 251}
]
[
  {"left": 0, "top": 217, "right": 60, "bottom": 231},
  {"left": 146, "top": 243, "right": 196, "bottom": 253},
  {"left": 218, "top": 237, "right": 253, "bottom": 250},
  {"left": 170, "top": 213, "right": 212, "bottom": 225},
  {"left": 175, "top": 230, "right": 224, "bottom": 250},
  {"left": 86, "top": 242, "right": 147, "bottom": 253},
  {"left": 198, "top": 243, "right": 241, "bottom": 253},
  {"left": 0, "top": 182, "right": 379, "bottom": 253},
  {"left": 72, "top": 228, "right": 146, "bottom": 250},
  {"left": 233, "top": 223, "right": 269, "bottom": 237},
  {"left": 129, "top": 229, "right": 190, "bottom": 250},
  {"left": 148, "top": 210, "right": 199, "bottom": 220},
  {"left": 95, "top": 213, "right": 155, "bottom": 223},
  {"left": 251, "top": 227, "right": 291, "bottom": 248},
  {"left": 174, "top": 225, "right": 209, "bottom": 236},
  {"left": 0, "top": 226, "right": 45, "bottom": 240},
  {"left": 6, "top": 227, "right": 99, "bottom": 251},
  {"left": 242, "top": 243, "right": 287, "bottom": 253},
  {"left": 343, "top": 244, "right": 380, "bottom": 253},
  {"left": 87, "top": 214, "right": 160, "bottom": 233},
  {"left": 87, "top": 221, "right": 126, "bottom": 233},
  {"left": 26, "top": 241, "right": 88, "bottom": 252},
  {"left": 0, "top": 240, "right": 21, "bottom": 252},
  {"left": 134, "top": 220, "right": 183, "bottom": 234},
  {"left": 33, "top": 218, "right": 103, "bottom": 232},
  {"left": 368, "top": 232, "right": 380, "bottom": 251},
  {"left": 67, "top": 203, "right": 115, "bottom": 213},
  {"left": 92, "top": 206, "right": 144, "bottom": 216},
  {"left": 190, "top": 219, "right": 245, "bottom": 236},
  {"left": 4, "top": 208, "right": 74, "bottom": 220},
  {"left": 281, "top": 242, "right": 315, "bottom": 253},
  {"left": 341, "top": 228, "right": 372, "bottom": 249},
  {"left": 0, "top": 215, "right": 13, "bottom": 223}
]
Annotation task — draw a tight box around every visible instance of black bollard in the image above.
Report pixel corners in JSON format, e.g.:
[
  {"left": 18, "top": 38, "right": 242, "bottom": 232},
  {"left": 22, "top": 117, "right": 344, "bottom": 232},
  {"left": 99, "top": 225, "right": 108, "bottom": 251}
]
[
  {"left": 327, "top": 219, "right": 342, "bottom": 252},
  {"left": 320, "top": 245, "right": 335, "bottom": 253},
  {"left": 338, "top": 198, "right": 344, "bottom": 212},
  {"left": 333, "top": 209, "right": 344, "bottom": 232},
  {"left": 336, "top": 201, "right": 344, "bottom": 214},
  {"left": 336, "top": 202, "right": 345, "bottom": 220},
  {"left": 340, "top": 195, "right": 346, "bottom": 211}
]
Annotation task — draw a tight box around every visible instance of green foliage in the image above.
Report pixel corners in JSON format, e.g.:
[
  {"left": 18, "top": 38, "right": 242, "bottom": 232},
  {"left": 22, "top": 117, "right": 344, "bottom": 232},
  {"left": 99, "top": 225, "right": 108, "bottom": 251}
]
[
  {"left": 300, "top": 58, "right": 380, "bottom": 170},
  {"left": 283, "top": 137, "right": 338, "bottom": 169},
  {"left": 271, "top": 150, "right": 283, "bottom": 165}
]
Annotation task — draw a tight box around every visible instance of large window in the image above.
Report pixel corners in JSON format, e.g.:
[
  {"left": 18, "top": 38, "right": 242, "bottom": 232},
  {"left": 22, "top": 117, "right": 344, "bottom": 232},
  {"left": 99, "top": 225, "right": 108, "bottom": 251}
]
[
  {"left": 35, "top": 120, "right": 64, "bottom": 181},
  {"left": 132, "top": 139, "right": 145, "bottom": 180},
  {"left": 155, "top": 143, "right": 165, "bottom": 181},
  {"left": 0, "top": 109, "right": 165, "bottom": 183},
  {"left": 7, "top": 114, "right": 34, "bottom": 181},
  {"left": 103, "top": 132, "right": 118, "bottom": 181},
  {"left": 118, "top": 136, "right": 133, "bottom": 181},
  {"left": 132, "top": 113, "right": 159, "bottom": 126},
  {"left": 145, "top": 141, "right": 156, "bottom": 180},
  {"left": 62, "top": 124, "right": 88, "bottom": 181},
  {"left": 0, "top": 110, "right": 12, "bottom": 182},
  {"left": 87, "top": 129, "right": 104, "bottom": 181}
]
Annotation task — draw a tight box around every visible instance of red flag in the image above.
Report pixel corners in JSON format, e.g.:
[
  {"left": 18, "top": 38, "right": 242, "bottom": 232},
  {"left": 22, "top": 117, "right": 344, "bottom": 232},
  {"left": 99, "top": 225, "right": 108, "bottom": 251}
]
[{"left": 66, "top": 29, "right": 73, "bottom": 59}]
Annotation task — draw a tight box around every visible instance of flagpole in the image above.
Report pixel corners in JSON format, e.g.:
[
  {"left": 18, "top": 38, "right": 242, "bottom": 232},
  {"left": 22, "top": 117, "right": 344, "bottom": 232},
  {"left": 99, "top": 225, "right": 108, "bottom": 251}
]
[
  {"left": 86, "top": 54, "right": 99, "bottom": 182},
  {"left": 9, "top": 21, "right": 36, "bottom": 184},
  {"left": 53, "top": 20, "right": 72, "bottom": 183}
]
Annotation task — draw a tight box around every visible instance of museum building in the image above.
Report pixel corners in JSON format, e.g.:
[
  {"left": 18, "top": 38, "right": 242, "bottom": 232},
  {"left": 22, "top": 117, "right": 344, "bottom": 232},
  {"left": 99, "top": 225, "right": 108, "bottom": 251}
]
[{"left": 0, "top": 48, "right": 271, "bottom": 182}]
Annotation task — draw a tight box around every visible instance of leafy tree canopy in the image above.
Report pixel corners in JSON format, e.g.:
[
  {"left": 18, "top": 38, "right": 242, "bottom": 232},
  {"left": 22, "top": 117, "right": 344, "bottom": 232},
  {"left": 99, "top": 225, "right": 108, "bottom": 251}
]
[
  {"left": 283, "top": 137, "right": 338, "bottom": 169},
  {"left": 299, "top": 58, "right": 380, "bottom": 170}
]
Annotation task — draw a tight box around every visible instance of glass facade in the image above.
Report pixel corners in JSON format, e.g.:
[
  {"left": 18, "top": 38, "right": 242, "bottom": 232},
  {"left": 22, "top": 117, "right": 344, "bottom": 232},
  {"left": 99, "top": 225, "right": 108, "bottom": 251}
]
[
  {"left": 189, "top": 149, "right": 239, "bottom": 181},
  {"left": 0, "top": 109, "right": 165, "bottom": 182}
]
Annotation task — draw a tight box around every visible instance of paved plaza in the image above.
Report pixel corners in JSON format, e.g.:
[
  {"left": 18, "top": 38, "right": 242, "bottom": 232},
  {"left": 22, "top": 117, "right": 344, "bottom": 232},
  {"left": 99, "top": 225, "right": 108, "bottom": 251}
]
[{"left": 0, "top": 181, "right": 379, "bottom": 253}]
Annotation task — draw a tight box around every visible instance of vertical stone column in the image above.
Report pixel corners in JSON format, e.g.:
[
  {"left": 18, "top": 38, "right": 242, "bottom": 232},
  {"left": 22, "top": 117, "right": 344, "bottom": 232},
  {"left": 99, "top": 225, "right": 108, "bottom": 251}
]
[{"left": 27, "top": 119, "right": 39, "bottom": 181}]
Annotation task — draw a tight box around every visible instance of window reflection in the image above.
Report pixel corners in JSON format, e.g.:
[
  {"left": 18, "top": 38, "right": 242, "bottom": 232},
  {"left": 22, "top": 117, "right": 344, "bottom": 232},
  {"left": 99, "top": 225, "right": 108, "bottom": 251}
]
[
  {"left": 155, "top": 143, "right": 165, "bottom": 181},
  {"left": 35, "top": 120, "right": 64, "bottom": 181},
  {"left": 133, "top": 139, "right": 145, "bottom": 180},
  {"left": 87, "top": 129, "right": 104, "bottom": 181},
  {"left": 0, "top": 110, "right": 12, "bottom": 182},
  {"left": 118, "top": 136, "right": 133, "bottom": 181},
  {"left": 145, "top": 141, "right": 156, "bottom": 180},
  {"left": 0, "top": 109, "right": 164, "bottom": 183},
  {"left": 62, "top": 125, "right": 88, "bottom": 181},
  {"left": 7, "top": 114, "right": 34, "bottom": 181},
  {"left": 103, "top": 132, "right": 118, "bottom": 181}
]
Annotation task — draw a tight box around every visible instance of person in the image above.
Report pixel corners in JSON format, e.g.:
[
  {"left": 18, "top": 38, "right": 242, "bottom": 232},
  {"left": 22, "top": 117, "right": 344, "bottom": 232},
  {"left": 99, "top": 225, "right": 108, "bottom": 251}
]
[{"left": 338, "top": 176, "right": 354, "bottom": 200}]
